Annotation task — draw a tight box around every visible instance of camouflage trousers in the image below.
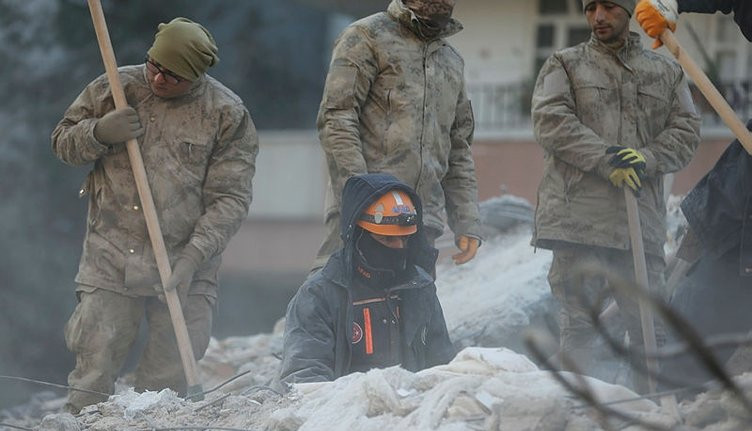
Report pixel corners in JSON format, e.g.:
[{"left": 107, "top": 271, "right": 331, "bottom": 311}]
[
  {"left": 64, "top": 287, "right": 214, "bottom": 413},
  {"left": 548, "top": 244, "right": 666, "bottom": 392}
]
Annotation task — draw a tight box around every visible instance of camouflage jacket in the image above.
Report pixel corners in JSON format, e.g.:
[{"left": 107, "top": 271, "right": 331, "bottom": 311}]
[
  {"left": 317, "top": 0, "right": 481, "bottom": 240},
  {"left": 531, "top": 33, "right": 700, "bottom": 256},
  {"left": 52, "top": 65, "right": 258, "bottom": 297}
]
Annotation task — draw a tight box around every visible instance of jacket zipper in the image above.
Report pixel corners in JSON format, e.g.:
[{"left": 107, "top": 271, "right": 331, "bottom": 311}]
[
  {"left": 415, "top": 42, "right": 429, "bottom": 192},
  {"left": 381, "top": 89, "right": 393, "bottom": 154}
]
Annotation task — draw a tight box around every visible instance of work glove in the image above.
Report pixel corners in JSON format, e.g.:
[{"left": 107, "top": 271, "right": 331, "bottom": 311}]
[
  {"left": 635, "top": 0, "right": 678, "bottom": 49},
  {"left": 93, "top": 107, "right": 144, "bottom": 147},
  {"left": 608, "top": 167, "right": 645, "bottom": 194},
  {"left": 160, "top": 244, "right": 203, "bottom": 305},
  {"left": 606, "top": 146, "right": 647, "bottom": 171},
  {"left": 452, "top": 235, "right": 480, "bottom": 265}
]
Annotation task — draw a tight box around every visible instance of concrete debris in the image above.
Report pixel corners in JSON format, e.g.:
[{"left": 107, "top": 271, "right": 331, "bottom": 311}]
[
  {"left": 37, "top": 412, "right": 80, "bottom": 431},
  {"left": 1, "top": 195, "right": 749, "bottom": 430},
  {"left": 478, "top": 194, "right": 534, "bottom": 239}
]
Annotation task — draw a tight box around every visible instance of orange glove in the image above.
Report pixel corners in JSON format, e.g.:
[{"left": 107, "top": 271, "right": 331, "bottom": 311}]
[
  {"left": 635, "top": 0, "right": 678, "bottom": 49},
  {"left": 452, "top": 235, "right": 480, "bottom": 265}
]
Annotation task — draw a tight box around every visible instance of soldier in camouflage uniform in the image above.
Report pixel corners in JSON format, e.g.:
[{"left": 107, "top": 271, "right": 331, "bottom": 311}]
[
  {"left": 52, "top": 18, "right": 258, "bottom": 412},
  {"left": 312, "top": 0, "right": 482, "bottom": 271},
  {"left": 531, "top": 0, "right": 700, "bottom": 391}
]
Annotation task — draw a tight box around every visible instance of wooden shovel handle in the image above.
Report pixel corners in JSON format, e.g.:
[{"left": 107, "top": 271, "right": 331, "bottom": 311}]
[
  {"left": 624, "top": 189, "right": 659, "bottom": 393},
  {"left": 86, "top": 0, "right": 202, "bottom": 392},
  {"left": 660, "top": 30, "right": 752, "bottom": 154},
  {"left": 624, "top": 189, "right": 680, "bottom": 417}
]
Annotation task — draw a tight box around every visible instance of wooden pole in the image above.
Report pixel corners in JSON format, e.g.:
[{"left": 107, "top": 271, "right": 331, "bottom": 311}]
[
  {"left": 624, "top": 188, "right": 679, "bottom": 418},
  {"left": 624, "top": 189, "right": 659, "bottom": 392},
  {"left": 660, "top": 30, "right": 752, "bottom": 154},
  {"left": 86, "top": 0, "right": 203, "bottom": 399}
]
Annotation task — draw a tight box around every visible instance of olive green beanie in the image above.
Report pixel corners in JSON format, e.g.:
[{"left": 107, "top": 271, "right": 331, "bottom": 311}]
[
  {"left": 146, "top": 18, "right": 219, "bottom": 81},
  {"left": 581, "top": 0, "right": 636, "bottom": 16}
]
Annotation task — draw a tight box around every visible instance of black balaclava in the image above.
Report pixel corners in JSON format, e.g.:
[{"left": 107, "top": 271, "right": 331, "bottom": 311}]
[{"left": 354, "top": 228, "right": 409, "bottom": 289}]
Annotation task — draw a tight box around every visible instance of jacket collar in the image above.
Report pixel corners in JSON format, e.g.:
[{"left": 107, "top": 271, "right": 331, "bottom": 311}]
[
  {"left": 387, "top": 0, "right": 463, "bottom": 41},
  {"left": 140, "top": 64, "right": 208, "bottom": 100},
  {"left": 587, "top": 31, "right": 643, "bottom": 59},
  {"left": 322, "top": 251, "right": 433, "bottom": 292}
]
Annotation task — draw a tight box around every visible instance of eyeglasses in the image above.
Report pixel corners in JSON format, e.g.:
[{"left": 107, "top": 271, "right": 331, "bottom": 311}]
[{"left": 144, "top": 57, "right": 187, "bottom": 85}]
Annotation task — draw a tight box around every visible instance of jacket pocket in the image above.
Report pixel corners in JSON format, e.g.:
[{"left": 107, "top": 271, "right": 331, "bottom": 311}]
[
  {"left": 553, "top": 157, "right": 583, "bottom": 201},
  {"left": 638, "top": 89, "right": 671, "bottom": 137},
  {"left": 322, "top": 65, "right": 358, "bottom": 109},
  {"left": 573, "top": 85, "right": 614, "bottom": 112},
  {"left": 379, "top": 88, "right": 394, "bottom": 154},
  {"left": 169, "top": 138, "right": 212, "bottom": 182},
  {"left": 64, "top": 301, "right": 85, "bottom": 351},
  {"left": 467, "top": 100, "right": 475, "bottom": 134},
  {"left": 373, "top": 74, "right": 403, "bottom": 155},
  {"left": 80, "top": 167, "right": 104, "bottom": 228},
  {"left": 573, "top": 84, "right": 617, "bottom": 133},
  {"left": 78, "top": 170, "right": 93, "bottom": 199}
]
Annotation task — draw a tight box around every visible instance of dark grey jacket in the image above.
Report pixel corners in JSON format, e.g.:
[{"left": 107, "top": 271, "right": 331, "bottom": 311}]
[
  {"left": 678, "top": 1, "right": 752, "bottom": 272},
  {"left": 278, "top": 253, "right": 455, "bottom": 385},
  {"left": 681, "top": 121, "right": 752, "bottom": 274}
]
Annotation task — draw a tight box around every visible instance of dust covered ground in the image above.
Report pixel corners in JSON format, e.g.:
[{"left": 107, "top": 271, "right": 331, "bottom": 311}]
[{"left": 3, "top": 196, "right": 752, "bottom": 430}]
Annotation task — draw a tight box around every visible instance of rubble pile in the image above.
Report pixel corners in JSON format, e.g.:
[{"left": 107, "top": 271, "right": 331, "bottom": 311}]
[{"left": 3, "top": 196, "right": 750, "bottom": 430}]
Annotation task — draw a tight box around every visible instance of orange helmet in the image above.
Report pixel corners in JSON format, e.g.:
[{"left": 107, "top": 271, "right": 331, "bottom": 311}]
[{"left": 357, "top": 189, "right": 418, "bottom": 236}]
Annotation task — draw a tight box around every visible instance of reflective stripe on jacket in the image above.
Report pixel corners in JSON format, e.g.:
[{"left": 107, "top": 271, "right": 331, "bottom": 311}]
[{"left": 278, "top": 253, "right": 455, "bottom": 385}]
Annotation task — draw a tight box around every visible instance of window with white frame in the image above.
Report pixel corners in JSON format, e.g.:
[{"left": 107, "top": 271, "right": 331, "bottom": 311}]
[{"left": 534, "top": 0, "right": 591, "bottom": 74}]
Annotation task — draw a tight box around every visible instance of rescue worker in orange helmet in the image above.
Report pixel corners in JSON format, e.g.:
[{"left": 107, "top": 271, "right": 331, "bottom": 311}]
[{"left": 277, "top": 173, "right": 455, "bottom": 386}]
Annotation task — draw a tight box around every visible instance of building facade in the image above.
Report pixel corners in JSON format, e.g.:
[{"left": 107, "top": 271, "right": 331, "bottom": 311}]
[
  {"left": 230, "top": 0, "right": 752, "bottom": 274},
  {"left": 450, "top": 0, "right": 752, "bottom": 202}
]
